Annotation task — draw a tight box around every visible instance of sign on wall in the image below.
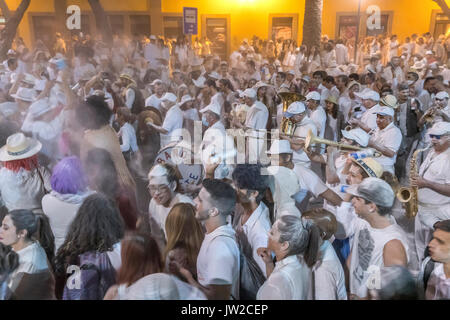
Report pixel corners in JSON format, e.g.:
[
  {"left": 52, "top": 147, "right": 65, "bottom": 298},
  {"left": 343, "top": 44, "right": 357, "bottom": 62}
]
[{"left": 183, "top": 7, "right": 198, "bottom": 35}]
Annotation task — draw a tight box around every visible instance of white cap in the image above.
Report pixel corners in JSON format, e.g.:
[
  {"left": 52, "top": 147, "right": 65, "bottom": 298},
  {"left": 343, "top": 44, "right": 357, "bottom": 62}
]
[
  {"left": 287, "top": 70, "right": 295, "bottom": 76},
  {"left": 355, "top": 89, "right": 380, "bottom": 102},
  {"left": 376, "top": 106, "right": 395, "bottom": 117},
  {"left": 180, "top": 95, "right": 194, "bottom": 106},
  {"left": 426, "top": 50, "right": 433, "bottom": 55},
  {"left": 150, "top": 79, "right": 162, "bottom": 86},
  {"left": 266, "top": 139, "right": 293, "bottom": 155},
  {"left": 150, "top": 35, "right": 157, "bottom": 40},
  {"left": 284, "top": 101, "right": 306, "bottom": 118},
  {"left": 436, "top": 91, "right": 450, "bottom": 100},
  {"left": 345, "top": 177, "right": 395, "bottom": 208},
  {"left": 161, "top": 92, "right": 177, "bottom": 103},
  {"left": 200, "top": 103, "right": 221, "bottom": 116},
  {"left": 208, "top": 71, "right": 221, "bottom": 80},
  {"left": 192, "top": 75, "right": 206, "bottom": 88},
  {"left": 305, "top": 91, "right": 321, "bottom": 101},
  {"left": 7, "top": 49, "right": 15, "bottom": 55},
  {"left": 341, "top": 128, "right": 370, "bottom": 147},
  {"left": 428, "top": 122, "right": 450, "bottom": 136},
  {"left": 241, "top": 88, "right": 257, "bottom": 99},
  {"left": 28, "top": 99, "right": 53, "bottom": 118}
]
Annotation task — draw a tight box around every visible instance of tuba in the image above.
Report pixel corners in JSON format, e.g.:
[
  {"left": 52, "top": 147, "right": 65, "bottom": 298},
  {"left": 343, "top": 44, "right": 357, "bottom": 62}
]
[
  {"left": 278, "top": 91, "right": 305, "bottom": 136},
  {"left": 396, "top": 145, "right": 431, "bottom": 218}
]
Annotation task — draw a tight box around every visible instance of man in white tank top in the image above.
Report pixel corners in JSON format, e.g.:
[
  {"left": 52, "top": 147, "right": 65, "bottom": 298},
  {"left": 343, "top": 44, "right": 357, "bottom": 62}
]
[{"left": 334, "top": 177, "right": 409, "bottom": 299}]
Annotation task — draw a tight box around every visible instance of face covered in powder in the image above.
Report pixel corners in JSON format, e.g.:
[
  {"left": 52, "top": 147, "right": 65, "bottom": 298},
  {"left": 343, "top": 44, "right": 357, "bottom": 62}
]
[{"left": 148, "top": 165, "right": 176, "bottom": 207}]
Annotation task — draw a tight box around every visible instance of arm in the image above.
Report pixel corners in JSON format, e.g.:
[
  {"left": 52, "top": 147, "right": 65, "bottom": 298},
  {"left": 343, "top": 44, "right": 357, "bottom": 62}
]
[
  {"left": 325, "top": 147, "right": 341, "bottom": 185},
  {"left": 319, "top": 189, "right": 343, "bottom": 207},
  {"left": 348, "top": 118, "right": 372, "bottom": 133},
  {"left": 383, "top": 239, "right": 408, "bottom": 267},
  {"left": 411, "top": 175, "right": 450, "bottom": 197},
  {"left": 146, "top": 122, "right": 169, "bottom": 135},
  {"left": 333, "top": 202, "right": 358, "bottom": 239},
  {"left": 368, "top": 138, "right": 396, "bottom": 158},
  {"left": 178, "top": 266, "right": 232, "bottom": 300}
]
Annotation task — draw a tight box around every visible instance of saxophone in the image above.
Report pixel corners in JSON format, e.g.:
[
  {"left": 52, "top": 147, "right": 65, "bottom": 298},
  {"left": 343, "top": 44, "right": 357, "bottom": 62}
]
[{"left": 396, "top": 146, "right": 430, "bottom": 218}]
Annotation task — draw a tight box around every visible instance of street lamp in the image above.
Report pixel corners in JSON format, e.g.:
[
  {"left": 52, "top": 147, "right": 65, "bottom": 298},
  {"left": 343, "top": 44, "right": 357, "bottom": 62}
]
[{"left": 354, "top": 0, "right": 362, "bottom": 63}]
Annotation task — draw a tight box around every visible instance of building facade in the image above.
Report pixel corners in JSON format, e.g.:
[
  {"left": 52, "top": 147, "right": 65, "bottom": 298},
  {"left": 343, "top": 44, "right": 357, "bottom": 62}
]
[{"left": 1, "top": 0, "right": 448, "bottom": 58}]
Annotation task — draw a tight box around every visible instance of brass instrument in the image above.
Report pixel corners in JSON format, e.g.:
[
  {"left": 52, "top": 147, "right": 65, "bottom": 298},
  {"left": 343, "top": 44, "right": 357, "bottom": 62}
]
[
  {"left": 396, "top": 145, "right": 431, "bottom": 219},
  {"left": 424, "top": 104, "right": 444, "bottom": 124},
  {"left": 278, "top": 92, "right": 305, "bottom": 136},
  {"left": 303, "top": 129, "right": 382, "bottom": 156}
]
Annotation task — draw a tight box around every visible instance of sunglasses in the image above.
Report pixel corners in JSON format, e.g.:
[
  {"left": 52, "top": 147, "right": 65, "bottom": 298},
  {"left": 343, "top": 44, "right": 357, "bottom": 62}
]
[{"left": 429, "top": 134, "right": 448, "bottom": 140}]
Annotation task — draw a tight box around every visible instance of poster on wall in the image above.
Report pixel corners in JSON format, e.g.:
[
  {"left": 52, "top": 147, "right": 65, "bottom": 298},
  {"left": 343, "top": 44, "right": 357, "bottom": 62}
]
[{"left": 183, "top": 7, "right": 198, "bottom": 35}]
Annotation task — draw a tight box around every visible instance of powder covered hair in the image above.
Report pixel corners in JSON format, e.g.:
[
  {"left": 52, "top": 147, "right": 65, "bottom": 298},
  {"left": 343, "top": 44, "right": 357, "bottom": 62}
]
[{"left": 50, "top": 156, "right": 87, "bottom": 195}]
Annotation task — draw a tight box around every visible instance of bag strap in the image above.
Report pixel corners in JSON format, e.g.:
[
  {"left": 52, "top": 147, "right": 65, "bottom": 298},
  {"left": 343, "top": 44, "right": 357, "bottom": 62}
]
[
  {"left": 423, "top": 257, "right": 435, "bottom": 292},
  {"left": 36, "top": 167, "right": 50, "bottom": 195}
]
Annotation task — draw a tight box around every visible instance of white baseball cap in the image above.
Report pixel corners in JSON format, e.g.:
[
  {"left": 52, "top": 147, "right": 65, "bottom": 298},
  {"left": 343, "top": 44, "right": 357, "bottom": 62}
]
[
  {"left": 150, "top": 79, "right": 162, "bottom": 86},
  {"left": 341, "top": 128, "right": 370, "bottom": 147},
  {"left": 355, "top": 89, "right": 380, "bottom": 102},
  {"left": 284, "top": 101, "right": 306, "bottom": 118},
  {"left": 345, "top": 177, "right": 395, "bottom": 208},
  {"left": 436, "top": 91, "right": 450, "bottom": 100},
  {"left": 150, "top": 35, "right": 157, "bottom": 40},
  {"left": 428, "top": 121, "right": 450, "bottom": 136},
  {"left": 241, "top": 88, "right": 257, "bottom": 99},
  {"left": 266, "top": 139, "right": 293, "bottom": 155},
  {"left": 161, "top": 92, "right": 177, "bottom": 103},
  {"left": 426, "top": 50, "right": 434, "bottom": 55},
  {"left": 306, "top": 91, "right": 321, "bottom": 101},
  {"left": 376, "top": 106, "right": 395, "bottom": 117},
  {"left": 200, "top": 103, "right": 221, "bottom": 116}
]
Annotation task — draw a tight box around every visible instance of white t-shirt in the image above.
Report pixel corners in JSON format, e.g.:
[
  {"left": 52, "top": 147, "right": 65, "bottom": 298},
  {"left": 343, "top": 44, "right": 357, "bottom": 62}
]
[
  {"left": 245, "top": 101, "right": 269, "bottom": 130},
  {"left": 293, "top": 163, "right": 328, "bottom": 198},
  {"left": 161, "top": 104, "right": 184, "bottom": 148},
  {"left": 257, "top": 255, "right": 312, "bottom": 300},
  {"left": 145, "top": 94, "right": 163, "bottom": 110},
  {"left": 360, "top": 104, "right": 381, "bottom": 132},
  {"left": 197, "top": 224, "right": 240, "bottom": 300},
  {"left": 425, "top": 262, "right": 450, "bottom": 300},
  {"left": 119, "top": 122, "right": 138, "bottom": 153},
  {"left": 370, "top": 122, "right": 402, "bottom": 174},
  {"left": 313, "top": 240, "right": 347, "bottom": 300},
  {"left": 335, "top": 202, "right": 409, "bottom": 298},
  {"left": 148, "top": 193, "right": 195, "bottom": 238},
  {"left": 291, "top": 116, "right": 317, "bottom": 168},
  {"left": 310, "top": 106, "right": 327, "bottom": 139}
]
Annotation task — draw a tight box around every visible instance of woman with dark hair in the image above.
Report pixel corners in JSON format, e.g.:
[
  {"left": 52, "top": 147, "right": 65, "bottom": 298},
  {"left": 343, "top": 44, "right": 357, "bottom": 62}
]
[
  {"left": 42, "top": 156, "right": 94, "bottom": 250},
  {"left": 104, "top": 231, "right": 205, "bottom": 300},
  {"left": 256, "top": 215, "right": 321, "bottom": 300},
  {"left": 0, "top": 243, "right": 19, "bottom": 300},
  {"left": 76, "top": 95, "right": 136, "bottom": 193},
  {"left": 164, "top": 203, "right": 204, "bottom": 280},
  {"left": 324, "top": 95, "right": 346, "bottom": 142},
  {"left": 84, "top": 148, "right": 138, "bottom": 230},
  {"left": 55, "top": 193, "right": 124, "bottom": 300},
  {"left": 0, "top": 209, "right": 56, "bottom": 299}
]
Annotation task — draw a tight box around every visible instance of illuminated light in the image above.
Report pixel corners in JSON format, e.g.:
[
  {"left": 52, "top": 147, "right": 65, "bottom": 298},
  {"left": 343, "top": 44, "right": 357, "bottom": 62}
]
[
  {"left": 446, "top": 26, "right": 450, "bottom": 38},
  {"left": 239, "top": 0, "right": 257, "bottom": 4}
]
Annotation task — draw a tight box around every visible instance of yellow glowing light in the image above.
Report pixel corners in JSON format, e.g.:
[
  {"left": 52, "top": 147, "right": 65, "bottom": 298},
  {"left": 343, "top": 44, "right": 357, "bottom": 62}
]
[
  {"left": 239, "top": 0, "right": 256, "bottom": 4},
  {"left": 446, "top": 26, "right": 450, "bottom": 38}
]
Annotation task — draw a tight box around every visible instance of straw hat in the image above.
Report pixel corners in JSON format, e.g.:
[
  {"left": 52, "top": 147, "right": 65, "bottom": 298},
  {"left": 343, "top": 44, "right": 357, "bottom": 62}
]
[
  {"left": 325, "top": 95, "right": 339, "bottom": 105},
  {"left": 0, "top": 133, "right": 42, "bottom": 161}
]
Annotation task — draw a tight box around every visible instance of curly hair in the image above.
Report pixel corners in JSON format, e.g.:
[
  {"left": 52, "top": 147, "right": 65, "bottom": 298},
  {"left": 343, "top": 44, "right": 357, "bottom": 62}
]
[
  {"left": 75, "top": 95, "right": 112, "bottom": 130},
  {"left": 54, "top": 193, "right": 124, "bottom": 275},
  {"left": 232, "top": 164, "right": 269, "bottom": 203}
]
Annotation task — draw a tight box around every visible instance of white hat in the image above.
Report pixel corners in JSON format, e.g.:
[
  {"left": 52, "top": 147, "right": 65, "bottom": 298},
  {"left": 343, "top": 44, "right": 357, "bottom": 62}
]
[
  {"left": 376, "top": 106, "right": 395, "bottom": 117},
  {"left": 150, "top": 35, "right": 157, "bottom": 40},
  {"left": 380, "top": 95, "right": 399, "bottom": 109},
  {"left": 435, "top": 91, "right": 450, "bottom": 100},
  {"left": 161, "top": 92, "right": 177, "bottom": 103},
  {"left": 179, "top": 95, "right": 194, "bottom": 106},
  {"left": 11, "top": 87, "right": 36, "bottom": 102},
  {"left": 428, "top": 121, "right": 450, "bottom": 136},
  {"left": 22, "top": 74, "right": 36, "bottom": 86},
  {"left": 241, "top": 88, "right": 257, "bottom": 99},
  {"left": 253, "top": 81, "right": 270, "bottom": 90},
  {"left": 150, "top": 79, "right": 162, "bottom": 86},
  {"left": 426, "top": 50, "right": 434, "bottom": 55},
  {"left": 208, "top": 71, "right": 221, "bottom": 80},
  {"left": 28, "top": 99, "right": 53, "bottom": 118},
  {"left": 192, "top": 75, "right": 206, "bottom": 88},
  {"left": 0, "top": 133, "right": 42, "bottom": 162},
  {"left": 355, "top": 89, "right": 380, "bottom": 102},
  {"left": 301, "top": 75, "right": 310, "bottom": 82},
  {"left": 305, "top": 91, "right": 321, "bottom": 101},
  {"left": 284, "top": 101, "right": 306, "bottom": 118},
  {"left": 341, "top": 128, "right": 370, "bottom": 147},
  {"left": 200, "top": 103, "right": 221, "bottom": 116},
  {"left": 266, "top": 139, "right": 293, "bottom": 155},
  {"left": 411, "top": 61, "right": 425, "bottom": 71},
  {"left": 287, "top": 70, "right": 295, "bottom": 76},
  {"left": 345, "top": 177, "right": 395, "bottom": 208},
  {"left": 7, "top": 49, "right": 15, "bottom": 55}
]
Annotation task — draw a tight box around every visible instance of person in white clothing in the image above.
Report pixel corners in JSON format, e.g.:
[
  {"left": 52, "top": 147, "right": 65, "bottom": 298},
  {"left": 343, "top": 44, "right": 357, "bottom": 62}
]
[
  {"left": 256, "top": 215, "right": 321, "bottom": 300},
  {"left": 349, "top": 90, "right": 381, "bottom": 134},
  {"left": 147, "top": 164, "right": 195, "bottom": 240},
  {"left": 116, "top": 107, "right": 138, "bottom": 155},
  {"left": 334, "top": 178, "right": 409, "bottom": 299},
  {"left": 411, "top": 122, "right": 450, "bottom": 264},
  {"left": 176, "top": 179, "right": 240, "bottom": 300},
  {"left": 145, "top": 79, "right": 166, "bottom": 111},
  {"left": 367, "top": 106, "right": 402, "bottom": 174},
  {"left": 302, "top": 208, "right": 347, "bottom": 300}
]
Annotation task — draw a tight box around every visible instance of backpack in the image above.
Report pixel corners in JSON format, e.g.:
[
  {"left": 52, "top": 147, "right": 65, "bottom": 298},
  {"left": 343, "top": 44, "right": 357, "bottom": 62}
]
[{"left": 63, "top": 251, "right": 116, "bottom": 300}]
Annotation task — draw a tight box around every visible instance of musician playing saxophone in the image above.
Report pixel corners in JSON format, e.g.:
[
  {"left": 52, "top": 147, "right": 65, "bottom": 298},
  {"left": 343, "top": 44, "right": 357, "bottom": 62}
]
[
  {"left": 418, "top": 91, "right": 450, "bottom": 127},
  {"left": 281, "top": 101, "right": 318, "bottom": 169},
  {"left": 410, "top": 122, "right": 450, "bottom": 264}
]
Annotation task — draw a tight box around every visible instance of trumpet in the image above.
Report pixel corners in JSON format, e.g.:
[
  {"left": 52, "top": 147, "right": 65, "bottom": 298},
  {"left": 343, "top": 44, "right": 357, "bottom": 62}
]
[{"left": 303, "top": 129, "right": 382, "bottom": 157}]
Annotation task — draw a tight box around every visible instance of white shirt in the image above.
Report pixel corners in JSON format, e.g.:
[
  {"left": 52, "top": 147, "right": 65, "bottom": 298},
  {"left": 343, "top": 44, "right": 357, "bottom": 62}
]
[
  {"left": 360, "top": 104, "right": 381, "bottom": 132},
  {"left": 161, "top": 104, "right": 184, "bottom": 148},
  {"left": 119, "top": 122, "right": 138, "bottom": 153},
  {"left": 371, "top": 122, "right": 402, "bottom": 174},
  {"left": 239, "top": 202, "right": 271, "bottom": 275},
  {"left": 313, "top": 240, "right": 347, "bottom": 300},
  {"left": 257, "top": 255, "right": 312, "bottom": 300},
  {"left": 335, "top": 202, "right": 409, "bottom": 298},
  {"left": 293, "top": 163, "right": 328, "bottom": 198},
  {"left": 291, "top": 116, "right": 317, "bottom": 168},
  {"left": 335, "top": 44, "right": 349, "bottom": 65},
  {"left": 309, "top": 106, "right": 327, "bottom": 140},
  {"left": 245, "top": 100, "right": 269, "bottom": 130},
  {"left": 197, "top": 224, "right": 240, "bottom": 300},
  {"left": 145, "top": 94, "right": 163, "bottom": 110},
  {"left": 148, "top": 193, "right": 195, "bottom": 239},
  {"left": 425, "top": 262, "right": 450, "bottom": 300}
]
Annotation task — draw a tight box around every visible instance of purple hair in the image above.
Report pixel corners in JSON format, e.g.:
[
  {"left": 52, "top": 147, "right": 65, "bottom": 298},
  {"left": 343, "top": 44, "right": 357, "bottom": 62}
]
[{"left": 51, "top": 156, "right": 87, "bottom": 195}]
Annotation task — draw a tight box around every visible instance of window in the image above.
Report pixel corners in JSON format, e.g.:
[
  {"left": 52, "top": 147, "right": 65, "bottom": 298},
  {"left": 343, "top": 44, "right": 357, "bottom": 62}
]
[
  {"left": 108, "top": 15, "right": 125, "bottom": 36},
  {"left": 205, "top": 18, "right": 228, "bottom": 60},
  {"left": 271, "top": 17, "right": 293, "bottom": 41},
  {"left": 32, "top": 15, "right": 55, "bottom": 50},
  {"left": 337, "top": 15, "right": 358, "bottom": 41},
  {"left": 70, "top": 14, "right": 91, "bottom": 37},
  {"left": 163, "top": 16, "right": 183, "bottom": 39},
  {"left": 433, "top": 13, "right": 450, "bottom": 39},
  {"left": 130, "top": 15, "right": 150, "bottom": 37},
  {"left": 366, "top": 14, "right": 389, "bottom": 36}
]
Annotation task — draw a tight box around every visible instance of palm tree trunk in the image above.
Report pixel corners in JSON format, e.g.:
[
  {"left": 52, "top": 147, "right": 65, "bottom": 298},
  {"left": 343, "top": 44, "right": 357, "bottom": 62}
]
[
  {"left": 0, "top": 0, "right": 31, "bottom": 61},
  {"left": 54, "top": 0, "right": 68, "bottom": 39},
  {"left": 433, "top": 0, "right": 450, "bottom": 20},
  {"left": 88, "top": 0, "right": 113, "bottom": 47},
  {"left": 0, "top": 0, "right": 11, "bottom": 21},
  {"left": 302, "top": 0, "right": 323, "bottom": 52}
]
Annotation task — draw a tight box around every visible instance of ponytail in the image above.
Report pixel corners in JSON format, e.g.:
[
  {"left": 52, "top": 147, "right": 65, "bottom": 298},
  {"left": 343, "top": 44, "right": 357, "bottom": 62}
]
[{"left": 302, "top": 220, "right": 321, "bottom": 269}]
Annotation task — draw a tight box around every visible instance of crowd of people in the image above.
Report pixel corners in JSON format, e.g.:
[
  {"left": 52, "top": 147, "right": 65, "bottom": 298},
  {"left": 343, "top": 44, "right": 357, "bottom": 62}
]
[{"left": 0, "top": 28, "right": 449, "bottom": 301}]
